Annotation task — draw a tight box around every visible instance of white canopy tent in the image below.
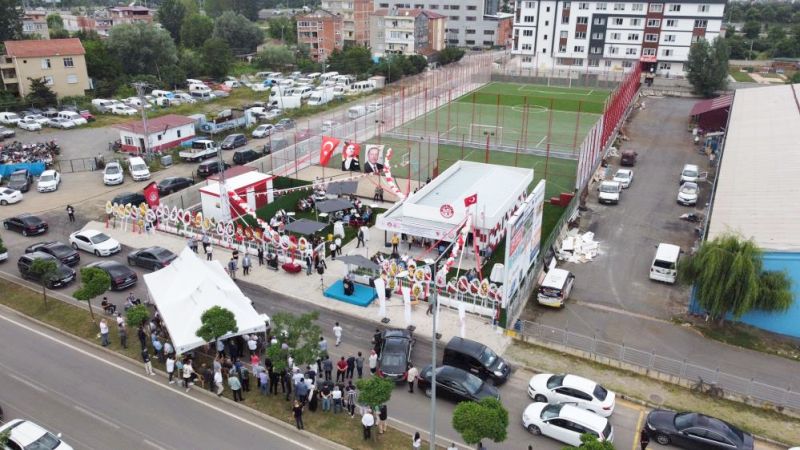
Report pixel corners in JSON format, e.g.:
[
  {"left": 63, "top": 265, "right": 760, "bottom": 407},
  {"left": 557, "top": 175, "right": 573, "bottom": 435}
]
[{"left": 144, "top": 248, "right": 268, "bottom": 354}]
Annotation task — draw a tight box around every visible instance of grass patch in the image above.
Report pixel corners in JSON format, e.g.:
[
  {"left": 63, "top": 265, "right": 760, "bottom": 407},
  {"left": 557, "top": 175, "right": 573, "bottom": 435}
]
[
  {"left": 695, "top": 322, "right": 800, "bottom": 362},
  {"left": 0, "top": 278, "right": 434, "bottom": 449},
  {"left": 728, "top": 68, "right": 755, "bottom": 83},
  {"left": 456, "top": 83, "right": 609, "bottom": 114}
]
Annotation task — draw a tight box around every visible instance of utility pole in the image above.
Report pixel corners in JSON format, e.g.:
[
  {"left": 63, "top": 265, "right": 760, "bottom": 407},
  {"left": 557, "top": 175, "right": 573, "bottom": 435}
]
[
  {"left": 429, "top": 239, "right": 455, "bottom": 450},
  {"left": 216, "top": 145, "right": 232, "bottom": 223},
  {"left": 132, "top": 81, "right": 150, "bottom": 159}
]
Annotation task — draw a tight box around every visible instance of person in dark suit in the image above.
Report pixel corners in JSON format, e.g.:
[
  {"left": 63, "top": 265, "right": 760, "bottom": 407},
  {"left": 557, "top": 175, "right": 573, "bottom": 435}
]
[
  {"left": 363, "top": 147, "right": 384, "bottom": 174},
  {"left": 341, "top": 143, "right": 361, "bottom": 171}
]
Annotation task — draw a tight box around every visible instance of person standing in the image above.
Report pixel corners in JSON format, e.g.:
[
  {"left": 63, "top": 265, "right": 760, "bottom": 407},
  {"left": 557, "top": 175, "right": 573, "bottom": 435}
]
[
  {"left": 205, "top": 243, "right": 213, "bottom": 261},
  {"left": 369, "top": 349, "right": 378, "bottom": 375},
  {"left": 228, "top": 257, "right": 238, "bottom": 279},
  {"left": 202, "top": 234, "right": 210, "bottom": 253},
  {"left": 305, "top": 253, "right": 313, "bottom": 276},
  {"left": 142, "top": 350, "right": 155, "bottom": 376},
  {"left": 413, "top": 432, "right": 422, "bottom": 449},
  {"left": 183, "top": 358, "right": 196, "bottom": 392},
  {"left": 639, "top": 428, "right": 650, "bottom": 450},
  {"left": 345, "top": 354, "right": 355, "bottom": 379},
  {"left": 333, "top": 322, "right": 343, "bottom": 346},
  {"left": 355, "top": 352, "right": 364, "bottom": 378},
  {"left": 320, "top": 383, "right": 332, "bottom": 412},
  {"left": 378, "top": 404, "right": 388, "bottom": 434},
  {"left": 391, "top": 234, "right": 400, "bottom": 254},
  {"left": 332, "top": 385, "right": 343, "bottom": 413},
  {"left": 406, "top": 364, "right": 419, "bottom": 393},
  {"left": 66, "top": 205, "right": 75, "bottom": 223},
  {"left": 292, "top": 400, "right": 304, "bottom": 430},
  {"left": 361, "top": 408, "right": 375, "bottom": 440},
  {"left": 257, "top": 245, "right": 264, "bottom": 266},
  {"left": 242, "top": 253, "right": 252, "bottom": 276},
  {"left": 336, "top": 357, "right": 347, "bottom": 382},
  {"left": 259, "top": 369, "right": 269, "bottom": 395},
  {"left": 372, "top": 328, "right": 383, "bottom": 356},
  {"left": 345, "top": 381, "right": 357, "bottom": 417},
  {"left": 118, "top": 322, "right": 128, "bottom": 349},
  {"left": 319, "top": 336, "right": 328, "bottom": 355},
  {"left": 99, "top": 319, "right": 109, "bottom": 347},
  {"left": 228, "top": 373, "right": 243, "bottom": 401},
  {"left": 166, "top": 354, "right": 176, "bottom": 384},
  {"left": 322, "top": 355, "right": 333, "bottom": 381},
  {"left": 356, "top": 228, "right": 365, "bottom": 248}
]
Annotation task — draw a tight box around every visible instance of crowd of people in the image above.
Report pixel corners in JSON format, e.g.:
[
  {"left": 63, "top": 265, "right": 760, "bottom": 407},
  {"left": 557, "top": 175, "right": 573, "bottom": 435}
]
[{"left": 0, "top": 140, "right": 60, "bottom": 165}]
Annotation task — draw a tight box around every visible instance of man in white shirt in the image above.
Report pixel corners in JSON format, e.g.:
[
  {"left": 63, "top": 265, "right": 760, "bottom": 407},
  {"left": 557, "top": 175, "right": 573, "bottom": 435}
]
[
  {"left": 333, "top": 322, "right": 343, "bottom": 346},
  {"left": 214, "top": 370, "right": 224, "bottom": 396},
  {"left": 99, "top": 319, "right": 109, "bottom": 347},
  {"left": 247, "top": 335, "right": 258, "bottom": 355},
  {"left": 361, "top": 408, "right": 375, "bottom": 440},
  {"left": 406, "top": 364, "right": 419, "bottom": 393}
]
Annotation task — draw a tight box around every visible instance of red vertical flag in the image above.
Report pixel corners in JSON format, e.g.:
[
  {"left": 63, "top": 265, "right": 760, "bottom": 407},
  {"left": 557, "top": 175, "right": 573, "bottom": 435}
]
[
  {"left": 143, "top": 181, "right": 160, "bottom": 208},
  {"left": 319, "top": 136, "right": 340, "bottom": 166},
  {"left": 464, "top": 193, "right": 478, "bottom": 207}
]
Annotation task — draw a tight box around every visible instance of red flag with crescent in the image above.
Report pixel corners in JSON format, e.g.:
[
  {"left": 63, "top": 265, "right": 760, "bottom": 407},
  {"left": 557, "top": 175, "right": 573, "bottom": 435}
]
[
  {"left": 319, "top": 136, "right": 340, "bottom": 166},
  {"left": 143, "top": 181, "right": 160, "bottom": 208}
]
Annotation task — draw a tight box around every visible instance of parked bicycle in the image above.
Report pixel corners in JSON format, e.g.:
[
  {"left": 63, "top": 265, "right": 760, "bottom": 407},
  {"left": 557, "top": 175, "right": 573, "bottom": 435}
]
[{"left": 691, "top": 377, "right": 724, "bottom": 398}]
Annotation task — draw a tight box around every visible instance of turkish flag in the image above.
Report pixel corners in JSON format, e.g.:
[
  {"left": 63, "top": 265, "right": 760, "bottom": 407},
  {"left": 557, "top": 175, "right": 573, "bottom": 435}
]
[
  {"left": 143, "top": 181, "right": 160, "bottom": 208},
  {"left": 320, "top": 135, "right": 340, "bottom": 166},
  {"left": 464, "top": 193, "right": 478, "bottom": 207}
]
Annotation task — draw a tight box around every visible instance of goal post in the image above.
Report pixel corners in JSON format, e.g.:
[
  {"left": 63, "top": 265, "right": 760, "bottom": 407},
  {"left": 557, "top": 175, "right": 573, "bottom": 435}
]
[{"left": 469, "top": 123, "right": 503, "bottom": 143}]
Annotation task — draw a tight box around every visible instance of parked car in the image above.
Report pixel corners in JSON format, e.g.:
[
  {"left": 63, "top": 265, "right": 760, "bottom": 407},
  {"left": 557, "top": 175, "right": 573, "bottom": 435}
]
[
  {"left": 17, "top": 252, "right": 76, "bottom": 288},
  {"left": 22, "top": 114, "right": 50, "bottom": 126},
  {"left": 111, "top": 104, "right": 138, "bottom": 116},
  {"left": 47, "top": 117, "right": 76, "bottom": 129},
  {"left": 79, "top": 110, "right": 95, "bottom": 121},
  {"left": 7, "top": 168, "right": 33, "bottom": 192},
  {"left": 377, "top": 329, "right": 415, "bottom": 382},
  {"left": 127, "top": 156, "right": 151, "bottom": 181},
  {"left": 157, "top": 176, "right": 193, "bottom": 195},
  {"left": 112, "top": 192, "right": 146, "bottom": 206},
  {"left": 3, "top": 213, "right": 48, "bottom": 236},
  {"left": 232, "top": 146, "right": 269, "bottom": 165},
  {"left": 221, "top": 133, "right": 247, "bottom": 150},
  {"left": 321, "top": 120, "right": 337, "bottom": 133},
  {"left": 275, "top": 118, "right": 295, "bottom": 130},
  {"left": 57, "top": 111, "right": 88, "bottom": 126},
  {"left": 252, "top": 124, "right": 275, "bottom": 138},
  {"left": 127, "top": 246, "right": 177, "bottom": 271},
  {"left": 536, "top": 267, "right": 575, "bottom": 308},
  {"left": 680, "top": 163, "right": 700, "bottom": 184},
  {"left": 69, "top": 229, "right": 121, "bottom": 256},
  {"left": 103, "top": 161, "right": 125, "bottom": 186},
  {"left": 598, "top": 180, "right": 622, "bottom": 205},
  {"left": 36, "top": 169, "right": 61, "bottom": 192},
  {"left": 442, "top": 337, "right": 511, "bottom": 385},
  {"left": 18, "top": 118, "right": 43, "bottom": 131},
  {"left": 0, "top": 125, "right": 15, "bottom": 139},
  {"left": 367, "top": 102, "right": 383, "bottom": 112},
  {"left": 416, "top": 365, "right": 499, "bottom": 403},
  {"left": 0, "top": 419, "right": 73, "bottom": 450},
  {"left": 620, "top": 150, "right": 638, "bottom": 166},
  {"left": 0, "top": 112, "right": 21, "bottom": 125},
  {"left": 197, "top": 159, "right": 231, "bottom": 178},
  {"left": 527, "top": 374, "right": 615, "bottom": 417},
  {"left": 611, "top": 169, "right": 633, "bottom": 189},
  {"left": 41, "top": 107, "right": 59, "bottom": 118},
  {"left": 25, "top": 241, "right": 80, "bottom": 266},
  {"left": 0, "top": 187, "right": 23, "bottom": 205},
  {"left": 86, "top": 260, "right": 138, "bottom": 290},
  {"left": 644, "top": 410, "right": 754, "bottom": 450},
  {"left": 677, "top": 181, "right": 699, "bottom": 206},
  {"left": 522, "top": 403, "right": 614, "bottom": 447}
]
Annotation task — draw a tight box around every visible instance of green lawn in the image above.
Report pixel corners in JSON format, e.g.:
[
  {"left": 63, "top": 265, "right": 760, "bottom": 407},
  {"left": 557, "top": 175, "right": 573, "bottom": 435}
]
[
  {"left": 458, "top": 81, "right": 610, "bottom": 113},
  {"left": 728, "top": 68, "right": 755, "bottom": 83}
]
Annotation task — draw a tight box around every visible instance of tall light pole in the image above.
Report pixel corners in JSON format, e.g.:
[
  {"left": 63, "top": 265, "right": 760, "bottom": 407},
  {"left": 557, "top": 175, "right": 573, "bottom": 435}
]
[{"left": 132, "top": 81, "right": 150, "bottom": 158}]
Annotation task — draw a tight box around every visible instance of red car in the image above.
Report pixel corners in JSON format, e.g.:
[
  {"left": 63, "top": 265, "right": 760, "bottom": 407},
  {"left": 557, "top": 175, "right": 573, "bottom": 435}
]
[{"left": 79, "top": 110, "right": 95, "bottom": 122}]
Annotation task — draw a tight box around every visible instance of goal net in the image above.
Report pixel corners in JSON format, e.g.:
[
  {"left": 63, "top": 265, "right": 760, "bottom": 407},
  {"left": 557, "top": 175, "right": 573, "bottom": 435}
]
[{"left": 469, "top": 124, "right": 503, "bottom": 143}]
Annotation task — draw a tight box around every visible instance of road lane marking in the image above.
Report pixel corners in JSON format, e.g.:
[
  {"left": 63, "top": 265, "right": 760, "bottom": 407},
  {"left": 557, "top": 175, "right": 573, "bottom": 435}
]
[
  {"left": 73, "top": 405, "right": 121, "bottom": 429},
  {"left": 5, "top": 371, "right": 48, "bottom": 393},
  {"left": 143, "top": 439, "right": 169, "bottom": 450},
  {"left": 0, "top": 312, "right": 320, "bottom": 450},
  {"left": 632, "top": 409, "right": 645, "bottom": 450}
]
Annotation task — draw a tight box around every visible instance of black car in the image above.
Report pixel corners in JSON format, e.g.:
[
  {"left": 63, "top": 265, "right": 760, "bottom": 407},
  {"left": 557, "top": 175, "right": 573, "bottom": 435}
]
[
  {"left": 221, "top": 133, "right": 247, "bottom": 150},
  {"left": 157, "top": 176, "right": 193, "bottom": 195},
  {"left": 232, "top": 145, "right": 270, "bottom": 165},
  {"left": 645, "top": 410, "right": 754, "bottom": 450},
  {"left": 377, "top": 329, "right": 415, "bottom": 382},
  {"left": 276, "top": 118, "right": 295, "bottom": 130},
  {"left": 3, "top": 214, "right": 48, "bottom": 236},
  {"left": 86, "top": 260, "right": 138, "bottom": 290},
  {"left": 417, "top": 365, "right": 499, "bottom": 403},
  {"left": 443, "top": 337, "right": 511, "bottom": 385},
  {"left": 24, "top": 241, "right": 80, "bottom": 266},
  {"left": 7, "top": 169, "right": 32, "bottom": 192},
  {"left": 17, "top": 252, "right": 76, "bottom": 288},
  {"left": 197, "top": 159, "right": 231, "bottom": 178},
  {"left": 127, "top": 246, "right": 177, "bottom": 271},
  {"left": 112, "top": 192, "right": 146, "bottom": 206}
]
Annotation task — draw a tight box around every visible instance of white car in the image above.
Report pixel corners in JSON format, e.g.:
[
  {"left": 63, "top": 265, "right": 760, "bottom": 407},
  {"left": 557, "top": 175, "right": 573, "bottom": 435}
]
[
  {"left": 0, "top": 187, "right": 23, "bottom": 205},
  {"left": 47, "top": 117, "right": 76, "bottom": 129},
  {"left": 367, "top": 102, "right": 383, "bottom": 112},
  {"left": 611, "top": 169, "right": 633, "bottom": 189},
  {"left": 173, "top": 92, "right": 197, "bottom": 104},
  {"left": 111, "top": 104, "right": 138, "bottom": 116},
  {"left": 679, "top": 163, "right": 700, "bottom": 184},
  {"left": 677, "top": 181, "right": 699, "bottom": 206},
  {"left": 321, "top": 120, "right": 337, "bottom": 133},
  {"left": 103, "top": 161, "right": 124, "bottom": 185},
  {"left": 0, "top": 419, "right": 73, "bottom": 450},
  {"left": 252, "top": 124, "right": 275, "bottom": 138},
  {"left": 522, "top": 403, "right": 614, "bottom": 447},
  {"left": 528, "top": 373, "right": 616, "bottom": 417},
  {"left": 124, "top": 97, "right": 153, "bottom": 109},
  {"left": 598, "top": 180, "right": 621, "bottom": 204},
  {"left": 0, "top": 112, "right": 21, "bottom": 125},
  {"left": 69, "top": 229, "right": 122, "bottom": 256},
  {"left": 23, "top": 114, "right": 50, "bottom": 125},
  {"left": 17, "top": 118, "right": 43, "bottom": 131},
  {"left": 37, "top": 169, "right": 61, "bottom": 192}
]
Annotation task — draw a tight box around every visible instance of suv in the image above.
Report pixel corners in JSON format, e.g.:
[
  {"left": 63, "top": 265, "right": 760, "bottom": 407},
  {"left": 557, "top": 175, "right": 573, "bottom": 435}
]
[
  {"left": 442, "top": 337, "right": 511, "bottom": 385},
  {"left": 221, "top": 133, "right": 247, "bottom": 150},
  {"left": 103, "top": 161, "right": 124, "bottom": 185},
  {"left": 7, "top": 168, "right": 33, "bottom": 192},
  {"left": 233, "top": 146, "right": 270, "bottom": 165},
  {"left": 112, "top": 192, "right": 146, "bottom": 206},
  {"left": 679, "top": 164, "right": 700, "bottom": 184},
  {"left": 18, "top": 252, "right": 77, "bottom": 288},
  {"left": 197, "top": 159, "right": 231, "bottom": 178}
]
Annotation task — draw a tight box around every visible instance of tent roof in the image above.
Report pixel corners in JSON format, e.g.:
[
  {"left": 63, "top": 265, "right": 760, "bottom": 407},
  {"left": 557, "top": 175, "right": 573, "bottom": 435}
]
[
  {"left": 316, "top": 199, "right": 354, "bottom": 213},
  {"left": 337, "top": 254, "right": 380, "bottom": 271},
  {"left": 285, "top": 218, "right": 328, "bottom": 236},
  {"left": 144, "top": 248, "right": 267, "bottom": 354},
  {"left": 690, "top": 95, "right": 733, "bottom": 116},
  {"left": 325, "top": 181, "right": 358, "bottom": 195}
]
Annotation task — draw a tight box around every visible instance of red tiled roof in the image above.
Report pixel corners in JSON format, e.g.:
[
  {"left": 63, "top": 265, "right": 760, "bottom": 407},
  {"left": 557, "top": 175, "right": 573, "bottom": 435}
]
[
  {"left": 4, "top": 38, "right": 85, "bottom": 58},
  {"left": 690, "top": 95, "right": 733, "bottom": 116},
  {"left": 113, "top": 114, "right": 195, "bottom": 135}
]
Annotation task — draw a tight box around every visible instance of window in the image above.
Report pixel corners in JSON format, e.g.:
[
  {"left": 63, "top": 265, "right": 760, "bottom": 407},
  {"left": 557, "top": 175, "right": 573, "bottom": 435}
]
[
  {"left": 622, "top": 60, "right": 633, "bottom": 68},
  {"left": 645, "top": 33, "right": 659, "bottom": 42},
  {"left": 560, "top": 30, "right": 568, "bottom": 38},
  {"left": 665, "top": 19, "right": 677, "bottom": 27},
  {"left": 625, "top": 47, "right": 637, "bottom": 55},
  {"left": 177, "top": 129, "right": 182, "bottom": 138},
  {"left": 543, "top": 34, "right": 548, "bottom": 40},
  {"left": 608, "top": 46, "right": 619, "bottom": 54},
  {"left": 562, "top": 15, "right": 569, "bottom": 24},
  {"left": 466, "top": 16, "right": 477, "bottom": 21},
  {"left": 563, "top": 1, "right": 571, "bottom": 8},
  {"left": 596, "top": 2, "right": 606, "bottom": 10},
  {"left": 525, "top": 1, "right": 534, "bottom": 7},
  {"left": 560, "top": 46, "right": 567, "bottom": 53},
  {"left": 631, "top": 3, "right": 643, "bottom": 11},
  {"left": 124, "top": 136, "right": 134, "bottom": 146},
  {"left": 659, "top": 62, "right": 671, "bottom": 70},
  {"left": 593, "top": 17, "right": 605, "bottom": 25},
  {"left": 414, "top": 4, "right": 423, "bottom": 8},
  {"left": 591, "top": 32, "right": 604, "bottom": 39},
  {"left": 467, "top": 5, "right": 476, "bottom": 10},
  {"left": 613, "top": 3, "right": 624, "bottom": 10},
  {"left": 465, "top": 39, "right": 475, "bottom": 44},
  {"left": 43, "top": 76, "right": 54, "bottom": 85},
  {"left": 521, "top": 43, "right": 532, "bottom": 50},
  {"left": 63, "top": 57, "right": 74, "bottom": 68},
  {"left": 590, "top": 46, "right": 602, "bottom": 54},
  {"left": 522, "top": 56, "right": 532, "bottom": 62},
  {"left": 574, "top": 45, "right": 585, "bottom": 52},
  {"left": 157, "top": 134, "right": 163, "bottom": 141},
  {"left": 545, "top": 20, "right": 549, "bottom": 25},
  {"left": 466, "top": 29, "right": 476, "bottom": 34},
  {"left": 668, "top": 4, "right": 680, "bottom": 12},
  {"left": 613, "top": 18, "right": 623, "bottom": 25},
  {"left": 647, "top": 19, "right": 661, "bottom": 27},
  {"left": 524, "top": 15, "right": 535, "bottom": 22},
  {"left": 523, "top": 29, "right": 534, "bottom": 36},
  {"left": 543, "top": 48, "right": 547, "bottom": 53},
  {"left": 642, "top": 47, "right": 656, "bottom": 56},
  {"left": 662, "top": 48, "right": 673, "bottom": 56},
  {"left": 649, "top": 3, "right": 663, "bottom": 12},
  {"left": 575, "top": 31, "right": 586, "bottom": 39},
  {"left": 41, "top": 58, "right": 51, "bottom": 69},
  {"left": 546, "top": 6, "right": 550, "bottom": 12},
  {"left": 630, "top": 18, "right": 641, "bottom": 26},
  {"left": 450, "top": 15, "right": 459, "bottom": 20},
  {"left": 663, "top": 34, "right": 676, "bottom": 42},
  {"left": 588, "top": 58, "right": 599, "bottom": 67},
  {"left": 578, "top": 2, "right": 588, "bottom": 9},
  {"left": 694, "top": 19, "right": 707, "bottom": 28},
  {"left": 483, "top": 40, "right": 494, "bottom": 46},
  {"left": 698, "top": 4, "right": 709, "bottom": 12},
  {"left": 610, "top": 32, "right": 621, "bottom": 40},
  {"left": 627, "top": 33, "right": 639, "bottom": 40},
  {"left": 66, "top": 74, "right": 78, "bottom": 84},
  {"left": 691, "top": 35, "right": 700, "bottom": 43},
  {"left": 576, "top": 16, "right": 588, "bottom": 24},
  {"left": 379, "top": 3, "right": 389, "bottom": 6},
  {"left": 449, "top": 4, "right": 460, "bottom": 9},
  {"left": 483, "top": 30, "right": 494, "bottom": 35},
  {"left": 429, "top": 4, "right": 438, "bottom": 8}
]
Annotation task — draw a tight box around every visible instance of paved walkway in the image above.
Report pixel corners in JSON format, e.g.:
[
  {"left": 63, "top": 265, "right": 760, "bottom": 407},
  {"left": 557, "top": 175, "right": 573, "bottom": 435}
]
[{"left": 88, "top": 221, "right": 511, "bottom": 354}]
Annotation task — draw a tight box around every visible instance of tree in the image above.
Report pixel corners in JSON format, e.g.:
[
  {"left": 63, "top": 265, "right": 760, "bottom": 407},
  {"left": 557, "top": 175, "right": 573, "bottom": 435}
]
[
  {"left": 25, "top": 78, "right": 58, "bottom": 108},
  {"left": 196, "top": 306, "right": 239, "bottom": 343},
  {"left": 126, "top": 304, "right": 150, "bottom": 328},
  {"left": 679, "top": 233, "right": 794, "bottom": 324},
  {"left": 452, "top": 397, "right": 509, "bottom": 446},
  {"left": 742, "top": 21, "right": 761, "bottom": 40},
  {"left": 438, "top": 47, "right": 465, "bottom": 65},
  {"left": 203, "top": 0, "right": 228, "bottom": 18},
  {"left": 0, "top": 0, "right": 23, "bottom": 41},
  {"left": 83, "top": 39, "right": 124, "bottom": 97},
  {"left": 179, "top": 48, "right": 206, "bottom": 78},
  {"left": 0, "top": 235, "right": 7, "bottom": 255},
  {"left": 49, "top": 28, "right": 70, "bottom": 39},
  {"left": 201, "top": 38, "right": 233, "bottom": 79},
  {"left": 73, "top": 267, "right": 111, "bottom": 322},
  {"left": 181, "top": 13, "right": 214, "bottom": 49},
  {"left": 253, "top": 45, "right": 294, "bottom": 70},
  {"left": 265, "top": 311, "right": 322, "bottom": 372},
  {"left": 46, "top": 13, "right": 64, "bottom": 30},
  {"left": 157, "top": 0, "right": 187, "bottom": 44},
  {"left": 267, "top": 16, "right": 297, "bottom": 44},
  {"left": 107, "top": 23, "right": 178, "bottom": 79},
  {"left": 30, "top": 259, "right": 60, "bottom": 310},
  {"left": 230, "top": 0, "right": 258, "bottom": 21},
  {"left": 408, "top": 54, "right": 428, "bottom": 75},
  {"left": 355, "top": 376, "right": 394, "bottom": 408},
  {"left": 790, "top": 72, "right": 800, "bottom": 84},
  {"left": 685, "top": 38, "right": 728, "bottom": 98},
  {"left": 327, "top": 46, "right": 374, "bottom": 77},
  {"left": 562, "top": 433, "right": 615, "bottom": 450},
  {"left": 213, "top": 11, "right": 263, "bottom": 54}
]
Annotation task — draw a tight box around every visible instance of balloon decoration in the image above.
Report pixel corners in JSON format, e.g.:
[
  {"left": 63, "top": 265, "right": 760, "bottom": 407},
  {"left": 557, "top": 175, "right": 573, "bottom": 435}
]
[{"left": 381, "top": 147, "right": 406, "bottom": 201}]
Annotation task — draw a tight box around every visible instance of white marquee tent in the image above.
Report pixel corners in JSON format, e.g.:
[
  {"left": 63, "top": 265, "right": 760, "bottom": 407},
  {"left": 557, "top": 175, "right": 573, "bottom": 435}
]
[{"left": 144, "top": 248, "right": 267, "bottom": 354}]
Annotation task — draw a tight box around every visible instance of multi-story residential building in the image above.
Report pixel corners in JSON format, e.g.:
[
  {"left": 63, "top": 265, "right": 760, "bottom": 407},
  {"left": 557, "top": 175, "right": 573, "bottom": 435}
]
[
  {"left": 1, "top": 38, "right": 91, "bottom": 98},
  {"left": 22, "top": 11, "right": 50, "bottom": 39},
  {"left": 374, "top": 0, "right": 513, "bottom": 49},
  {"left": 108, "top": 6, "right": 154, "bottom": 25},
  {"left": 321, "top": 0, "right": 374, "bottom": 46},
  {"left": 61, "top": 13, "right": 97, "bottom": 34},
  {"left": 297, "top": 10, "right": 344, "bottom": 61},
  {"left": 511, "top": 0, "right": 725, "bottom": 76},
  {"left": 370, "top": 8, "right": 446, "bottom": 57}
]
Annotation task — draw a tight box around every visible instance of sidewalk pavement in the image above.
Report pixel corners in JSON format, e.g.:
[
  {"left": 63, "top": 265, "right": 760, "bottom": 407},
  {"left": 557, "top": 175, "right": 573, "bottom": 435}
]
[{"left": 89, "top": 221, "right": 511, "bottom": 355}]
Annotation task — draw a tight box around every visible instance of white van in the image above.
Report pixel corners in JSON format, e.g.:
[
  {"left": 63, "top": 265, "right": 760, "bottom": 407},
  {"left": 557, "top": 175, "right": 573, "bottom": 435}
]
[
  {"left": 57, "top": 111, "right": 87, "bottom": 126},
  {"left": 537, "top": 268, "right": 575, "bottom": 308},
  {"left": 294, "top": 86, "right": 314, "bottom": 99},
  {"left": 127, "top": 156, "right": 151, "bottom": 181},
  {"left": 306, "top": 72, "right": 321, "bottom": 81},
  {"left": 320, "top": 71, "right": 339, "bottom": 82},
  {"left": 649, "top": 243, "right": 681, "bottom": 284},
  {"left": 347, "top": 105, "right": 366, "bottom": 119},
  {"left": 349, "top": 80, "right": 375, "bottom": 95},
  {"left": 278, "top": 79, "right": 294, "bottom": 88},
  {"left": 0, "top": 112, "right": 21, "bottom": 125},
  {"left": 333, "top": 74, "right": 355, "bottom": 86}
]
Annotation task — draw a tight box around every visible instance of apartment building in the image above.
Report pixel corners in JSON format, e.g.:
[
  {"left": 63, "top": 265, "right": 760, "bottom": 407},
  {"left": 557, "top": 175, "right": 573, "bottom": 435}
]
[
  {"left": 321, "top": 0, "right": 374, "bottom": 46},
  {"left": 108, "top": 6, "right": 154, "bottom": 25},
  {"left": 1, "top": 38, "right": 90, "bottom": 98},
  {"left": 370, "top": 8, "right": 446, "bottom": 57},
  {"left": 511, "top": 0, "right": 725, "bottom": 76},
  {"left": 22, "top": 11, "right": 50, "bottom": 39},
  {"left": 375, "top": 0, "right": 513, "bottom": 49},
  {"left": 297, "top": 10, "right": 344, "bottom": 61}
]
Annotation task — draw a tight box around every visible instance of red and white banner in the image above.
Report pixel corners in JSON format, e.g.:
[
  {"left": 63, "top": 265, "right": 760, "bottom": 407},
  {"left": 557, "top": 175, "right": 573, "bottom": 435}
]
[
  {"left": 319, "top": 135, "right": 340, "bottom": 166},
  {"left": 144, "top": 181, "right": 160, "bottom": 208}
]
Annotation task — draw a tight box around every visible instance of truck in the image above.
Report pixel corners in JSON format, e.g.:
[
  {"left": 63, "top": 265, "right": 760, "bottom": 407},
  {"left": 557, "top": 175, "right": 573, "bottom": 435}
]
[
  {"left": 194, "top": 109, "right": 254, "bottom": 135},
  {"left": 179, "top": 139, "right": 220, "bottom": 162},
  {"left": 307, "top": 88, "right": 335, "bottom": 106},
  {"left": 268, "top": 95, "right": 302, "bottom": 110}
]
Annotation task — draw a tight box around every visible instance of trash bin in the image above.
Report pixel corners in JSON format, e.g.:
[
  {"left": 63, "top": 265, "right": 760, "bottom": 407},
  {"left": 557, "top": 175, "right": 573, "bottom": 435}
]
[{"left": 160, "top": 155, "right": 173, "bottom": 167}]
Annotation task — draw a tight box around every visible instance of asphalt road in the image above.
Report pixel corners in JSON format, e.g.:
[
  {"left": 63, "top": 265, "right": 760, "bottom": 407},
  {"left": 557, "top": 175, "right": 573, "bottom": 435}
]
[{"left": 0, "top": 308, "right": 336, "bottom": 450}]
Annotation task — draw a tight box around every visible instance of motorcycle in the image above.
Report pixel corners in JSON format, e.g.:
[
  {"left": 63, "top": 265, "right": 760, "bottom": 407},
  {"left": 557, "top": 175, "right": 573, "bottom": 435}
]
[{"left": 680, "top": 213, "right": 702, "bottom": 223}]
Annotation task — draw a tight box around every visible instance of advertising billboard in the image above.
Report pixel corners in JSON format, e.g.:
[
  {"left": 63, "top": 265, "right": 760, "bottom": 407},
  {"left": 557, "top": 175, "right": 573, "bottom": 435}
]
[{"left": 502, "top": 180, "right": 546, "bottom": 307}]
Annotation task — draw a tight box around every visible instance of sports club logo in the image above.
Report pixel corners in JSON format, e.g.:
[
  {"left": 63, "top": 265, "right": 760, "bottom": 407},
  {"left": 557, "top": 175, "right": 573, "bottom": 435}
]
[
  {"left": 440, "top": 204, "right": 454, "bottom": 218},
  {"left": 147, "top": 191, "right": 158, "bottom": 203}
]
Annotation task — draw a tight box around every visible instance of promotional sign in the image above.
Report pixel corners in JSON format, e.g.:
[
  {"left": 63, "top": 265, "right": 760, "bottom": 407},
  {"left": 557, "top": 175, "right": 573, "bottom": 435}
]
[
  {"left": 501, "top": 180, "right": 546, "bottom": 307},
  {"left": 363, "top": 144, "right": 385, "bottom": 174}
]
